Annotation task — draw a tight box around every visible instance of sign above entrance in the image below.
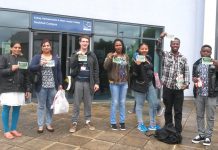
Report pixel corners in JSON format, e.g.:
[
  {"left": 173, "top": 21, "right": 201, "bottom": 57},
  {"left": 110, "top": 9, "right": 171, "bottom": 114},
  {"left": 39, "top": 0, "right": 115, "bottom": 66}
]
[{"left": 31, "top": 14, "right": 92, "bottom": 34}]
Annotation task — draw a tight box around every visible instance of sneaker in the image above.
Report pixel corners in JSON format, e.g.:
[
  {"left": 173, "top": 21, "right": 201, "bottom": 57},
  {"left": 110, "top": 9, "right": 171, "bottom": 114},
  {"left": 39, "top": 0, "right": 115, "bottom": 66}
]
[
  {"left": 203, "top": 138, "right": 211, "bottom": 146},
  {"left": 111, "top": 124, "right": 118, "bottom": 130},
  {"left": 137, "top": 123, "right": 148, "bottom": 133},
  {"left": 192, "top": 135, "right": 205, "bottom": 144},
  {"left": 69, "top": 122, "right": 77, "bottom": 133},
  {"left": 86, "top": 122, "right": 95, "bottom": 130},
  {"left": 148, "top": 125, "right": 161, "bottom": 131},
  {"left": 157, "top": 107, "right": 165, "bottom": 117},
  {"left": 120, "top": 123, "right": 126, "bottom": 130}
]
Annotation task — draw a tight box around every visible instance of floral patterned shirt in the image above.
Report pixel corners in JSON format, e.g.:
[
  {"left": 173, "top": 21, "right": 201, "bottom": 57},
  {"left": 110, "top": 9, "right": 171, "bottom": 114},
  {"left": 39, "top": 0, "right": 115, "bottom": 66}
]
[
  {"left": 41, "top": 66, "right": 55, "bottom": 88},
  {"left": 197, "top": 64, "right": 209, "bottom": 96}
]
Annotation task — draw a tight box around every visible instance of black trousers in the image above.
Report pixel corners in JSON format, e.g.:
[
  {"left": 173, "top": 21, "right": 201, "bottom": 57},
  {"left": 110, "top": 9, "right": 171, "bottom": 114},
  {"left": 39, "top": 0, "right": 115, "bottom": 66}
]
[{"left": 163, "top": 86, "right": 184, "bottom": 133}]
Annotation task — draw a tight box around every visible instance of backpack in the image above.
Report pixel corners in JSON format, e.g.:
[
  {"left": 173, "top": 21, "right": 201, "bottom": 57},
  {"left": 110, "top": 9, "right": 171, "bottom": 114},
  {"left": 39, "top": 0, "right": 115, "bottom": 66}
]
[{"left": 154, "top": 123, "right": 182, "bottom": 144}]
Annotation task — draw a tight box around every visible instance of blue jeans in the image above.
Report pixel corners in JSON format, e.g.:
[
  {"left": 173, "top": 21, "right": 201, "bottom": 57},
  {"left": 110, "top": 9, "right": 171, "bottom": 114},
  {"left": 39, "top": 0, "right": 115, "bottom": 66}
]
[
  {"left": 36, "top": 87, "right": 56, "bottom": 127},
  {"left": 134, "top": 83, "right": 159, "bottom": 126},
  {"left": 1, "top": 105, "right": 21, "bottom": 133},
  {"left": 109, "top": 82, "right": 128, "bottom": 124}
]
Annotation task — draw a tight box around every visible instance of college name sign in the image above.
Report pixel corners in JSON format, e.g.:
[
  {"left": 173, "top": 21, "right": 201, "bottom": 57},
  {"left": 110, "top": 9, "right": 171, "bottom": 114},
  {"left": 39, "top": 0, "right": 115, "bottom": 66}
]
[{"left": 31, "top": 14, "right": 92, "bottom": 34}]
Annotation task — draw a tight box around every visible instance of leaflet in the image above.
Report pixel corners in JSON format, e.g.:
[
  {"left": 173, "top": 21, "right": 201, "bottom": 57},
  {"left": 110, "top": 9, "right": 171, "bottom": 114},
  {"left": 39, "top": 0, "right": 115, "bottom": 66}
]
[
  {"left": 78, "top": 54, "right": 87, "bottom": 61},
  {"left": 202, "top": 57, "right": 213, "bottom": 65},
  {"left": 136, "top": 55, "right": 145, "bottom": 62},
  {"left": 165, "top": 34, "right": 175, "bottom": 40},
  {"left": 45, "top": 60, "right": 55, "bottom": 67},
  {"left": 18, "top": 61, "right": 28, "bottom": 69}
]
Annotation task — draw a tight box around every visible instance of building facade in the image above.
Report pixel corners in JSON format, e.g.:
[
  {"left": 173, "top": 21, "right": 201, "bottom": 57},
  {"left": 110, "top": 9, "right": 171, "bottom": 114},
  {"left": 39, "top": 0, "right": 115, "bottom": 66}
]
[{"left": 0, "top": 0, "right": 216, "bottom": 98}]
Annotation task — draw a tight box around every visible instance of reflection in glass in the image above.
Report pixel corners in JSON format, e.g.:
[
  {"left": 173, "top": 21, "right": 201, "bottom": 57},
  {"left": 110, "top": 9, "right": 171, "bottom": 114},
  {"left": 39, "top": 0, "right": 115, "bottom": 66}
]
[
  {"left": 119, "top": 24, "right": 140, "bottom": 38},
  {"left": 123, "top": 38, "right": 140, "bottom": 63},
  {"left": 142, "top": 27, "right": 162, "bottom": 38},
  {"left": 0, "top": 10, "right": 29, "bottom": 28},
  {"left": 142, "top": 39, "right": 160, "bottom": 73},
  {"left": 0, "top": 27, "right": 29, "bottom": 60},
  {"left": 94, "top": 22, "right": 117, "bottom": 36},
  {"left": 93, "top": 36, "right": 116, "bottom": 99}
]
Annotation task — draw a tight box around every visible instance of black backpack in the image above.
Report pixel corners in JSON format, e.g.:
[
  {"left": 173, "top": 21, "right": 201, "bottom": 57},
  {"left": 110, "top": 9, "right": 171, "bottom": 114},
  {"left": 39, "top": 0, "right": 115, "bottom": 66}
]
[{"left": 154, "top": 123, "right": 182, "bottom": 144}]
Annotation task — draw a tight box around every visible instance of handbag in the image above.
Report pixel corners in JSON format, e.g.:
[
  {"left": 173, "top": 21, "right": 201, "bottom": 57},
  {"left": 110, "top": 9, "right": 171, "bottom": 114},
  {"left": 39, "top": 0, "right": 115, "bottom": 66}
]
[
  {"left": 51, "top": 90, "right": 69, "bottom": 114},
  {"left": 31, "top": 72, "right": 40, "bottom": 84}
]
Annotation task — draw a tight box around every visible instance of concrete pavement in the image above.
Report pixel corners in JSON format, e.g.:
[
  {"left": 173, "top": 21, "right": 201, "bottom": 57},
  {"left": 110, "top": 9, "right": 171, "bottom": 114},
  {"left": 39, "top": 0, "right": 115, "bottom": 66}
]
[{"left": 0, "top": 100, "right": 218, "bottom": 150}]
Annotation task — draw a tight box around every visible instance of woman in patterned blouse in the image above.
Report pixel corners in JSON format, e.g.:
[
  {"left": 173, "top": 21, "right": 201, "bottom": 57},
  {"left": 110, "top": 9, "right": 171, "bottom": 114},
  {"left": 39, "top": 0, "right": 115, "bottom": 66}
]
[{"left": 29, "top": 39, "right": 62, "bottom": 133}]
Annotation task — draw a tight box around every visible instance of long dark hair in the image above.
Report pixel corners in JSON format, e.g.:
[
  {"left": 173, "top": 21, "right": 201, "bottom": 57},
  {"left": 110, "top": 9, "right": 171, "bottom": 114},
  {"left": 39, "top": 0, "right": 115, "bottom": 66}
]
[{"left": 112, "top": 38, "right": 125, "bottom": 54}]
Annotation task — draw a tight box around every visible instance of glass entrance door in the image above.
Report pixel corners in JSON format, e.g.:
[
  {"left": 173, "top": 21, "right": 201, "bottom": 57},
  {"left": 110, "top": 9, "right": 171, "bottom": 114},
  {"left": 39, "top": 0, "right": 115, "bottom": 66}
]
[
  {"left": 32, "top": 32, "right": 61, "bottom": 56},
  {"left": 32, "top": 31, "right": 80, "bottom": 78},
  {"left": 61, "top": 34, "right": 80, "bottom": 78}
]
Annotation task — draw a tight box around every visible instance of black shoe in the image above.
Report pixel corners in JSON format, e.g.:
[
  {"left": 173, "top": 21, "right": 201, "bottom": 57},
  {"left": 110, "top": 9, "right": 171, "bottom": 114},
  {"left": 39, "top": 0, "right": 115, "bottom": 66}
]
[
  {"left": 192, "top": 135, "right": 204, "bottom": 144},
  {"left": 111, "top": 124, "right": 118, "bottom": 130},
  {"left": 46, "top": 126, "right": 54, "bottom": 132},
  {"left": 120, "top": 123, "right": 126, "bottom": 130},
  {"left": 203, "top": 138, "right": 211, "bottom": 146},
  {"left": 37, "top": 127, "right": 44, "bottom": 134}
]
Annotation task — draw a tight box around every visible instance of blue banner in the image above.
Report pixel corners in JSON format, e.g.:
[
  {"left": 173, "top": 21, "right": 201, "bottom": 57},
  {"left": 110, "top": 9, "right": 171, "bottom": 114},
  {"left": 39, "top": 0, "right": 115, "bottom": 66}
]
[{"left": 31, "top": 14, "right": 92, "bottom": 34}]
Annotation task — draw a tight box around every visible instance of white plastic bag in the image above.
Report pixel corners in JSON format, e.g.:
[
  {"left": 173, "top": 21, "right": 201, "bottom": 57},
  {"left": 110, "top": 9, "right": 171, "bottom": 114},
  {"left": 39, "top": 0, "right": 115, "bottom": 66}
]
[
  {"left": 154, "top": 72, "right": 161, "bottom": 89},
  {"left": 51, "top": 90, "right": 69, "bottom": 114}
]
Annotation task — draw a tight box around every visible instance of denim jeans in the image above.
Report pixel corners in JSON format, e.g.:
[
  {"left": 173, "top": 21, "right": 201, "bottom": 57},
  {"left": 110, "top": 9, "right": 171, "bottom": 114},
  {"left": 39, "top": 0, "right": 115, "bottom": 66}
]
[
  {"left": 36, "top": 87, "right": 56, "bottom": 127},
  {"left": 1, "top": 105, "right": 20, "bottom": 133},
  {"left": 134, "top": 82, "right": 159, "bottom": 126},
  {"left": 109, "top": 82, "right": 128, "bottom": 124}
]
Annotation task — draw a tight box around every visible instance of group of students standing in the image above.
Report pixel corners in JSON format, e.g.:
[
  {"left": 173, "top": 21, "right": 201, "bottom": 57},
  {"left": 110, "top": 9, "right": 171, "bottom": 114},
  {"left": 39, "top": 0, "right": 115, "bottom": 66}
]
[{"left": 0, "top": 34, "right": 217, "bottom": 146}]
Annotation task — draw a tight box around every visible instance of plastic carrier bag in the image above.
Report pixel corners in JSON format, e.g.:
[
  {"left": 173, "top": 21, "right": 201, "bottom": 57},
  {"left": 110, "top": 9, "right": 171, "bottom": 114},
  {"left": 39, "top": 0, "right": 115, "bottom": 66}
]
[
  {"left": 51, "top": 90, "right": 69, "bottom": 114},
  {"left": 154, "top": 72, "right": 161, "bottom": 89}
]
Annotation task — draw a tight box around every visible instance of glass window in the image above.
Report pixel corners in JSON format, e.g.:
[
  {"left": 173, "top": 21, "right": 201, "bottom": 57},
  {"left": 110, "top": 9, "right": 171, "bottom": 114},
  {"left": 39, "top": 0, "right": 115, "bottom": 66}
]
[
  {"left": 93, "top": 35, "right": 116, "bottom": 99},
  {"left": 142, "top": 27, "right": 163, "bottom": 38},
  {"left": 119, "top": 24, "right": 140, "bottom": 38},
  {"left": 33, "top": 32, "right": 60, "bottom": 56},
  {"left": 0, "top": 10, "right": 30, "bottom": 28},
  {"left": 94, "top": 22, "right": 117, "bottom": 36},
  {"left": 0, "top": 27, "right": 29, "bottom": 60},
  {"left": 142, "top": 39, "right": 158, "bottom": 69},
  {"left": 123, "top": 38, "right": 140, "bottom": 63}
]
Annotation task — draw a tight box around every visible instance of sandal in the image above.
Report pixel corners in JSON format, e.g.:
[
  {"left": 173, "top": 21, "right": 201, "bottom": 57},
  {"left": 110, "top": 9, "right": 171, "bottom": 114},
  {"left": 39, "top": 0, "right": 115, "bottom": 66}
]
[
  {"left": 46, "top": 125, "right": 54, "bottom": 132},
  {"left": 37, "top": 127, "right": 44, "bottom": 133},
  {"left": 4, "top": 132, "right": 14, "bottom": 139},
  {"left": 11, "top": 130, "right": 22, "bottom": 137}
]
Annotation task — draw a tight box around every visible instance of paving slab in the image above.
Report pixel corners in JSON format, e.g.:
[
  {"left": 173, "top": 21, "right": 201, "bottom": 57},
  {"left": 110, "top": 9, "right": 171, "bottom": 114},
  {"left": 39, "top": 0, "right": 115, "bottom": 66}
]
[
  {"left": 59, "top": 134, "right": 92, "bottom": 146},
  {"left": 45, "top": 142, "right": 78, "bottom": 150},
  {"left": 95, "top": 131, "right": 124, "bottom": 143},
  {"left": 110, "top": 144, "right": 140, "bottom": 150},
  {"left": 81, "top": 139, "right": 114, "bottom": 150}
]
